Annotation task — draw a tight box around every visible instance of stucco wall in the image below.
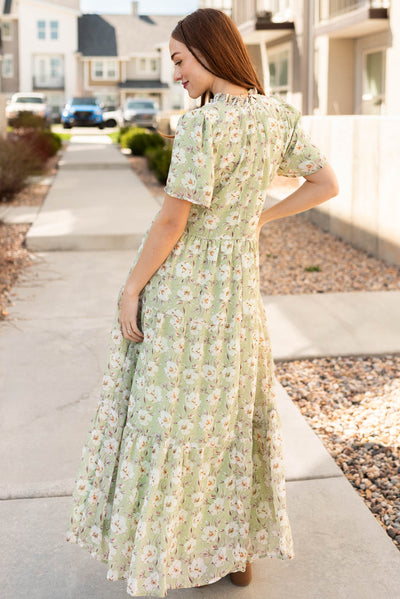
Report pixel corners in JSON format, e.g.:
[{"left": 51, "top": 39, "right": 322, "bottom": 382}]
[
  {"left": 301, "top": 115, "right": 400, "bottom": 267},
  {"left": 0, "top": 18, "right": 19, "bottom": 94}
]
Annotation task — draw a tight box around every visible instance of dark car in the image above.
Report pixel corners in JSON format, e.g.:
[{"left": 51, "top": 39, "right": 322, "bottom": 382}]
[{"left": 61, "top": 97, "right": 104, "bottom": 129}]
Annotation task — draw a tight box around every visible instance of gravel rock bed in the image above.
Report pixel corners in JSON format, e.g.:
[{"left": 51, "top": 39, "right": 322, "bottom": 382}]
[
  {"left": 275, "top": 355, "right": 400, "bottom": 550},
  {"left": 258, "top": 214, "right": 400, "bottom": 294}
]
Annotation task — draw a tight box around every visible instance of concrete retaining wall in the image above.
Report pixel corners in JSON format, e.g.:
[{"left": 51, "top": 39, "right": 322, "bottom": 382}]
[{"left": 301, "top": 115, "right": 400, "bottom": 268}]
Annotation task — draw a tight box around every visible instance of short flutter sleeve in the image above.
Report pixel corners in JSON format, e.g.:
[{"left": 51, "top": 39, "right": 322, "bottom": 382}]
[
  {"left": 278, "top": 103, "right": 327, "bottom": 178},
  {"left": 164, "top": 109, "right": 215, "bottom": 208}
]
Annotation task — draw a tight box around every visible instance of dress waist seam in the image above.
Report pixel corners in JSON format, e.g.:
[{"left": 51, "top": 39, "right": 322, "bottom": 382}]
[{"left": 184, "top": 231, "right": 257, "bottom": 242}]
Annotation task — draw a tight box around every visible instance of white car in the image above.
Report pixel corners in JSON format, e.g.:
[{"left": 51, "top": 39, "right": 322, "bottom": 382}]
[
  {"left": 6, "top": 92, "right": 50, "bottom": 123},
  {"left": 102, "top": 105, "right": 123, "bottom": 128}
]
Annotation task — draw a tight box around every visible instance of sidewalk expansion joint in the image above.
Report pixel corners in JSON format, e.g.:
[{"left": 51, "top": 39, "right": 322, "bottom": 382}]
[
  {"left": 60, "top": 163, "right": 130, "bottom": 170},
  {"left": 0, "top": 492, "right": 73, "bottom": 501},
  {"left": 0, "top": 473, "right": 345, "bottom": 500},
  {"left": 285, "top": 473, "right": 344, "bottom": 482}
]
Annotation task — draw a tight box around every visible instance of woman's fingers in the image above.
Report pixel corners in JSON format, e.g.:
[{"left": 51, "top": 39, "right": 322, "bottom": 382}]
[
  {"left": 118, "top": 313, "right": 140, "bottom": 339},
  {"left": 121, "top": 320, "right": 143, "bottom": 342},
  {"left": 118, "top": 291, "right": 144, "bottom": 342}
]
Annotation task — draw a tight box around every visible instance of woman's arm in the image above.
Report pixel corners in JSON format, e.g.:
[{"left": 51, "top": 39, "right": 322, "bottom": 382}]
[
  {"left": 258, "top": 163, "right": 339, "bottom": 230},
  {"left": 119, "top": 193, "right": 191, "bottom": 342}
]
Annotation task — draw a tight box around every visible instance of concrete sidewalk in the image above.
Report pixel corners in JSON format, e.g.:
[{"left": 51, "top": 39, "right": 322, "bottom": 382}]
[
  {"left": 1, "top": 138, "right": 399, "bottom": 598},
  {"left": 264, "top": 289, "right": 400, "bottom": 360},
  {"left": 25, "top": 137, "right": 160, "bottom": 251}
]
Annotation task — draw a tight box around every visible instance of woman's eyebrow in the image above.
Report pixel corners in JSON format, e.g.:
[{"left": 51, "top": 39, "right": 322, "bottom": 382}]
[{"left": 171, "top": 52, "right": 181, "bottom": 61}]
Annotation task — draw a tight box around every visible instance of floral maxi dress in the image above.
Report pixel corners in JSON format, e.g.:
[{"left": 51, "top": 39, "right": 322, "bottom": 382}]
[{"left": 66, "top": 89, "right": 327, "bottom": 597}]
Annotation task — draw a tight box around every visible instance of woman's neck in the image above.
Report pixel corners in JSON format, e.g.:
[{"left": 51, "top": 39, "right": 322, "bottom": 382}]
[{"left": 210, "top": 79, "right": 249, "bottom": 97}]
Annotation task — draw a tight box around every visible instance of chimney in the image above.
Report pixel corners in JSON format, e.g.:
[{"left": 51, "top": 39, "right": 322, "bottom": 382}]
[{"left": 131, "top": 1, "right": 139, "bottom": 17}]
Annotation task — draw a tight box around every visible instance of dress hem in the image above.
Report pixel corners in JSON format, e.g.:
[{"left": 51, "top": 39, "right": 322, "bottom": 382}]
[{"left": 66, "top": 531, "right": 294, "bottom": 597}]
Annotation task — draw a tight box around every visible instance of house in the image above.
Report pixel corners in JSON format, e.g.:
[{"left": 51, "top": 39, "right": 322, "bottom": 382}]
[
  {"left": 76, "top": 2, "right": 185, "bottom": 111},
  {"left": 0, "top": 0, "right": 80, "bottom": 118},
  {"left": 313, "top": 0, "right": 393, "bottom": 115},
  {"left": 0, "top": 0, "right": 19, "bottom": 95},
  {"left": 228, "top": 0, "right": 397, "bottom": 116},
  {"left": 0, "top": 0, "right": 187, "bottom": 116}
]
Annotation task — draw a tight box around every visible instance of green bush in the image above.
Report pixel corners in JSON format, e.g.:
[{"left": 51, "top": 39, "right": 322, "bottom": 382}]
[
  {"left": 9, "top": 111, "right": 49, "bottom": 130},
  {"left": 120, "top": 126, "right": 147, "bottom": 149},
  {"left": 0, "top": 138, "right": 42, "bottom": 200},
  {"left": 117, "top": 125, "right": 130, "bottom": 145},
  {"left": 145, "top": 145, "right": 172, "bottom": 185},
  {"left": 121, "top": 127, "right": 165, "bottom": 156}
]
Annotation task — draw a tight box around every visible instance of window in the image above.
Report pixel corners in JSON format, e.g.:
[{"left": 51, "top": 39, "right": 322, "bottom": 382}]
[
  {"left": 1, "top": 22, "right": 12, "bottom": 41},
  {"left": 106, "top": 60, "right": 117, "bottom": 78},
  {"left": 94, "top": 61, "right": 103, "bottom": 78},
  {"left": 268, "top": 46, "right": 290, "bottom": 99},
  {"left": 50, "top": 21, "right": 58, "bottom": 40},
  {"left": 50, "top": 57, "right": 62, "bottom": 79},
  {"left": 33, "top": 55, "right": 64, "bottom": 87},
  {"left": 91, "top": 60, "right": 118, "bottom": 80},
  {"left": 270, "top": 0, "right": 291, "bottom": 15},
  {"left": 138, "top": 57, "right": 158, "bottom": 73},
  {"left": 362, "top": 49, "right": 385, "bottom": 114},
  {"left": 37, "top": 20, "right": 46, "bottom": 40},
  {"left": 2, "top": 54, "right": 13, "bottom": 78}
]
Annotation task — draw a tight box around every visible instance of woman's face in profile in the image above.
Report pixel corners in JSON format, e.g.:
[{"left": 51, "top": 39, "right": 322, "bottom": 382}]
[{"left": 169, "top": 37, "right": 214, "bottom": 99}]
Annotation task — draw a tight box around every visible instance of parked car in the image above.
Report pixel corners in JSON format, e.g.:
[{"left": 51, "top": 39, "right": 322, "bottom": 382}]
[
  {"left": 102, "top": 105, "right": 123, "bottom": 128},
  {"left": 6, "top": 92, "right": 50, "bottom": 124},
  {"left": 61, "top": 97, "right": 104, "bottom": 129},
  {"left": 122, "top": 98, "right": 158, "bottom": 129}
]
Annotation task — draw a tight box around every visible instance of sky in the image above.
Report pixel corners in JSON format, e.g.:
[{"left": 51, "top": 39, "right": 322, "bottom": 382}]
[{"left": 80, "top": 0, "right": 198, "bottom": 15}]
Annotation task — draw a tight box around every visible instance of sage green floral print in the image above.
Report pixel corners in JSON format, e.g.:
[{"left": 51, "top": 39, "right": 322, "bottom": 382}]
[{"left": 66, "top": 89, "right": 327, "bottom": 597}]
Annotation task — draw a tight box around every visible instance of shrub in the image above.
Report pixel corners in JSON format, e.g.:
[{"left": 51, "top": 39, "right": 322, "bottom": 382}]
[
  {"left": 9, "top": 111, "right": 49, "bottom": 130},
  {"left": 145, "top": 146, "right": 172, "bottom": 185},
  {"left": 117, "top": 125, "right": 130, "bottom": 145},
  {"left": 121, "top": 127, "right": 165, "bottom": 156},
  {"left": 0, "top": 138, "right": 42, "bottom": 200},
  {"left": 8, "top": 129, "right": 62, "bottom": 163},
  {"left": 120, "top": 126, "right": 147, "bottom": 150}
]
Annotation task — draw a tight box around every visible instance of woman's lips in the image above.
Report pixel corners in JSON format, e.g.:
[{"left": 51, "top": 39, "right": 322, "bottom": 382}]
[{"left": 183, "top": 81, "right": 189, "bottom": 89}]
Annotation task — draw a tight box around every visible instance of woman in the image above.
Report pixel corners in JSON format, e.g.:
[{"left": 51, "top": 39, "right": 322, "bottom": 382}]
[{"left": 66, "top": 8, "right": 338, "bottom": 598}]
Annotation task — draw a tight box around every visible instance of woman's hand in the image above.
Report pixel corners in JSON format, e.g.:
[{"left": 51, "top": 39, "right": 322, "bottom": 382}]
[{"left": 118, "top": 290, "right": 144, "bottom": 343}]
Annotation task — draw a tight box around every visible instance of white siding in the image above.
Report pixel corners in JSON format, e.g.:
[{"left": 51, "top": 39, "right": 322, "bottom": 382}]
[{"left": 19, "top": 0, "right": 79, "bottom": 104}]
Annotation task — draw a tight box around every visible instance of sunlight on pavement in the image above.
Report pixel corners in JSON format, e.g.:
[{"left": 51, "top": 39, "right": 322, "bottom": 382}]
[{"left": 70, "top": 135, "right": 112, "bottom": 144}]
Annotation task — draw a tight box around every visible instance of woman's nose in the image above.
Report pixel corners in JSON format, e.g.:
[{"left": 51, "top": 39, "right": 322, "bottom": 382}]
[{"left": 173, "top": 69, "right": 181, "bottom": 82}]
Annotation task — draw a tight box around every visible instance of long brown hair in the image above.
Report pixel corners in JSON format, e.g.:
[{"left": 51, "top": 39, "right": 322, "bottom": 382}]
[{"left": 171, "top": 8, "right": 265, "bottom": 106}]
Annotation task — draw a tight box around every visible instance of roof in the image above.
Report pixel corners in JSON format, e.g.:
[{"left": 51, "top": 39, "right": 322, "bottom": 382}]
[
  {"left": 78, "top": 13, "right": 184, "bottom": 57},
  {"left": 118, "top": 79, "right": 169, "bottom": 89}
]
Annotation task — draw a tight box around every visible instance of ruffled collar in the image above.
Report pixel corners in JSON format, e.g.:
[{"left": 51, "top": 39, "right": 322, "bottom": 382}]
[{"left": 211, "top": 87, "right": 258, "bottom": 103}]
